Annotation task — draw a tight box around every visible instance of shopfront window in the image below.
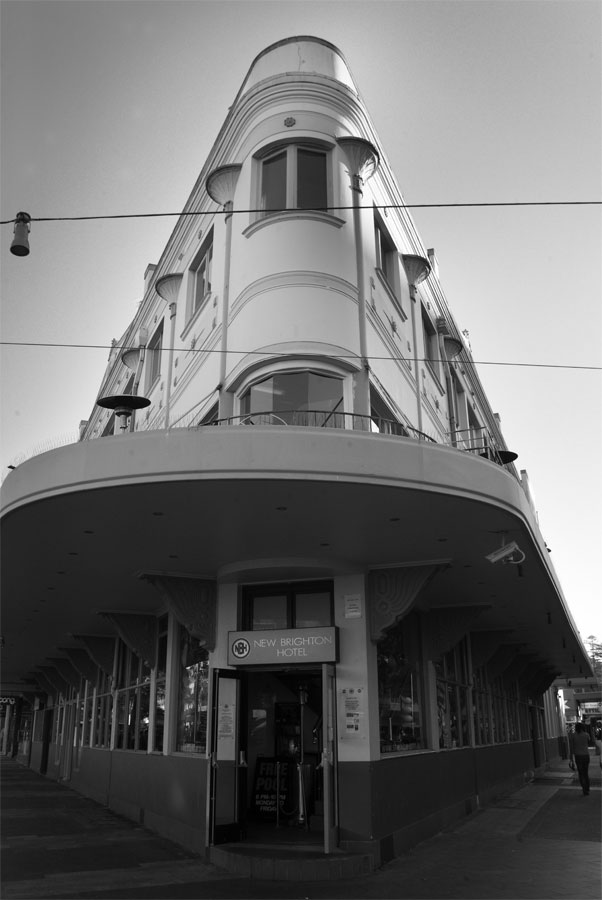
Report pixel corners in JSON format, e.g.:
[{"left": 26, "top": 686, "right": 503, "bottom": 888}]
[
  {"left": 114, "top": 642, "right": 151, "bottom": 752},
  {"left": 472, "top": 667, "right": 492, "bottom": 745},
  {"left": 240, "top": 371, "right": 344, "bottom": 427},
  {"left": 153, "top": 615, "right": 168, "bottom": 753},
  {"left": 377, "top": 613, "right": 424, "bottom": 753},
  {"left": 435, "top": 639, "right": 470, "bottom": 749},
  {"left": 177, "top": 627, "right": 209, "bottom": 753},
  {"left": 90, "top": 669, "right": 113, "bottom": 749}
]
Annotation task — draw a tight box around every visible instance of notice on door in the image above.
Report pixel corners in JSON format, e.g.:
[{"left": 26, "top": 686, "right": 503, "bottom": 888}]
[
  {"left": 251, "top": 757, "right": 293, "bottom": 820},
  {"left": 339, "top": 686, "right": 366, "bottom": 740}
]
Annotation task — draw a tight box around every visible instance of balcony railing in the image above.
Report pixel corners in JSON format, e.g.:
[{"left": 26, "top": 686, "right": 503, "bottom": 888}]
[
  {"left": 447, "top": 426, "right": 519, "bottom": 468},
  {"left": 3, "top": 411, "right": 520, "bottom": 481},
  {"left": 204, "top": 409, "right": 436, "bottom": 442}
]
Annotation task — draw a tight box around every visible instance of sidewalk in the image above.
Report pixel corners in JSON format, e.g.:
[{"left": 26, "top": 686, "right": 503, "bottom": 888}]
[{"left": 1, "top": 754, "right": 600, "bottom": 900}]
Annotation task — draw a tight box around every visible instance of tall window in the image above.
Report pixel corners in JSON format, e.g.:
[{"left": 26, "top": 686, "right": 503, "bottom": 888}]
[
  {"left": 377, "top": 613, "right": 424, "bottom": 753},
  {"left": 435, "top": 639, "right": 470, "bottom": 749},
  {"left": 260, "top": 144, "right": 328, "bottom": 215},
  {"left": 421, "top": 307, "right": 439, "bottom": 372},
  {"left": 89, "top": 669, "right": 113, "bottom": 749},
  {"left": 374, "top": 217, "right": 399, "bottom": 297},
  {"left": 145, "top": 321, "right": 164, "bottom": 391},
  {"left": 240, "top": 371, "right": 344, "bottom": 427},
  {"left": 153, "top": 615, "right": 168, "bottom": 753},
  {"left": 177, "top": 627, "right": 209, "bottom": 754},
  {"left": 190, "top": 235, "right": 213, "bottom": 318},
  {"left": 114, "top": 642, "right": 151, "bottom": 752}
]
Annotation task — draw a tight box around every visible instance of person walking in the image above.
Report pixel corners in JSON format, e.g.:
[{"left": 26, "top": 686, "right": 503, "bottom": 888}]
[{"left": 570, "top": 722, "right": 591, "bottom": 795}]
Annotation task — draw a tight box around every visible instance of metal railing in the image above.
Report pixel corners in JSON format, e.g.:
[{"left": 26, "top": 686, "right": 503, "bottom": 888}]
[
  {"left": 204, "top": 409, "right": 437, "bottom": 442},
  {"left": 446, "top": 426, "right": 518, "bottom": 467}
]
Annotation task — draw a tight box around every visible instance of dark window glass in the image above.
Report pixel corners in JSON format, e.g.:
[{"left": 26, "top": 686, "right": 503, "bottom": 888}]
[
  {"left": 177, "top": 630, "right": 209, "bottom": 754},
  {"left": 295, "top": 592, "right": 331, "bottom": 627},
  {"left": 261, "top": 151, "right": 287, "bottom": 213},
  {"left": 243, "top": 582, "right": 333, "bottom": 630},
  {"left": 193, "top": 244, "right": 212, "bottom": 313},
  {"left": 297, "top": 148, "right": 327, "bottom": 209},
  {"left": 146, "top": 322, "right": 164, "bottom": 389},
  {"left": 241, "top": 371, "right": 343, "bottom": 427}
]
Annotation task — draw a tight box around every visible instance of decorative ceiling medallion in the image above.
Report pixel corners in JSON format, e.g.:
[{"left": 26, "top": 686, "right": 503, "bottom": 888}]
[{"left": 284, "top": 117, "right": 296, "bottom": 127}]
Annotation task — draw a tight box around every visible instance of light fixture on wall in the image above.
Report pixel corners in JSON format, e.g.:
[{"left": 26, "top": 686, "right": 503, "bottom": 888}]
[{"left": 96, "top": 394, "right": 151, "bottom": 433}]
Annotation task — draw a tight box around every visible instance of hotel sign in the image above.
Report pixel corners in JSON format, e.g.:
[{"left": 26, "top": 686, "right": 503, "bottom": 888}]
[{"left": 228, "top": 627, "right": 338, "bottom": 666}]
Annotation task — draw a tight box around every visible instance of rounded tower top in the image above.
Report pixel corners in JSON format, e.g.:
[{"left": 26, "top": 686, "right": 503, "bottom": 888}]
[{"left": 239, "top": 36, "right": 358, "bottom": 96}]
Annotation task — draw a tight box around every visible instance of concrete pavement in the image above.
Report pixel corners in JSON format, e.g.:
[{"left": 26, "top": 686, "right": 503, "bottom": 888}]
[{"left": 1, "top": 753, "right": 600, "bottom": 899}]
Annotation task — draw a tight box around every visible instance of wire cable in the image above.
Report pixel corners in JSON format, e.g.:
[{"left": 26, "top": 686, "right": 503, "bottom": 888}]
[
  {"left": 1, "top": 199, "right": 601, "bottom": 225},
  {"left": 1, "top": 340, "right": 600, "bottom": 371}
]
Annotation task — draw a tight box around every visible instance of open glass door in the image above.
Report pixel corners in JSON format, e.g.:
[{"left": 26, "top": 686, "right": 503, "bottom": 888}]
[
  {"left": 209, "top": 669, "right": 245, "bottom": 844},
  {"left": 321, "top": 663, "right": 338, "bottom": 853}
]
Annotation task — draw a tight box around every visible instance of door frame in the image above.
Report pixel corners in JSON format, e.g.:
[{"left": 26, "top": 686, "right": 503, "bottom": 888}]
[
  {"left": 208, "top": 668, "right": 246, "bottom": 845},
  {"left": 321, "top": 662, "right": 339, "bottom": 853}
]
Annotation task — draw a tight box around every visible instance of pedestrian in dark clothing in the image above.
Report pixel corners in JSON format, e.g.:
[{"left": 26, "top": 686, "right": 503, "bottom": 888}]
[{"left": 570, "top": 722, "right": 590, "bottom": 795}]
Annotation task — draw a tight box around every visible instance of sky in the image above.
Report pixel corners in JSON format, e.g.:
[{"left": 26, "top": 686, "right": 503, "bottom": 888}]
[{"left": 1, "top": 0, "right": 601, "bottom": 643}]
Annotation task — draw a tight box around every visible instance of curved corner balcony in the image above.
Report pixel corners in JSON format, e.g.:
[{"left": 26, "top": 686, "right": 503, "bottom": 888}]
[{"left": 1, "top": 406, "right": 584, "bottom": 685}]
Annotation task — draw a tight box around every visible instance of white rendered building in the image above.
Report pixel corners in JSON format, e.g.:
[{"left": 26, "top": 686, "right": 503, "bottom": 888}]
[{"left": 1, "top": 37, "right": 593, "bottom": 877}]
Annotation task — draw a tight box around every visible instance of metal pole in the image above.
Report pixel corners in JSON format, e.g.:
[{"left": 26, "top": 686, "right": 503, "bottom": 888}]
[
  {"left": 351, "top": 174, "right": 371, "bottom": 419},
  {"left": 164, "top": 301, "right": 177, "bottom": 429}
]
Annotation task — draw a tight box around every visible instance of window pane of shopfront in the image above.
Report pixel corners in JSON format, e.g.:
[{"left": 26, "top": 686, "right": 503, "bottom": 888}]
[
  {"left": 377, "top": 614, "right": 424, "bottom": 753},
  {"left": 177, "top": 628, "right": 209, "bottom": 753},
  {"left": 436, "top": 639, "right": 469, "bottom": 749}
]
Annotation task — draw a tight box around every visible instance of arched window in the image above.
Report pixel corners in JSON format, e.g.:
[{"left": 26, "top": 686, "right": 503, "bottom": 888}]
[{"left": 240, "top": 371, "right": 344, "bottom": 427}]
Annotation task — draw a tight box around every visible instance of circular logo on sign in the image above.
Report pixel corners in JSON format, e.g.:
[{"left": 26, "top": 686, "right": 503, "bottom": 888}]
[{"left": 232, "top": 638, "right": 250, "bottom": 659}]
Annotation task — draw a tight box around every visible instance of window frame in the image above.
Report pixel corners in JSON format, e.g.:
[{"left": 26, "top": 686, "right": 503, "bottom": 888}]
[
  {"left": 377, "top": 612, "right": 425, "bottom": 755},
  {"left": 373, "top": 212, "right": 403, "bottom": 313},
  {"left": 241, "top": 581, "right": 334, "bottom": 631},
  {"left": 145, "top": 320, "right": 164, "bottom": 393},
  {"left": 421, "top": 305, "right": 439, "bottom": 373},
  {"left": 240, "top": 369, "right": 345, "bottom": 427},
  {"left": 258, "top": 142, "right": 329, "bottom": 217},
  {"left": 187, "top": 229, "right": 214, "bottom": 323}
]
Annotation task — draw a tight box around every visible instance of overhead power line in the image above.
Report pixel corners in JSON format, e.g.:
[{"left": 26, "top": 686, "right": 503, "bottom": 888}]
[
  {"left": 1, "top": 199, "right": 601, "bottom": 225},
  {"left": 1, "top": 340, "right": 600, "bottom": 371}
]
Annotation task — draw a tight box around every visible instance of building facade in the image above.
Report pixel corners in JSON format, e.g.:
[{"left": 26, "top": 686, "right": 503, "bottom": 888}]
[{"left": 1, "top": 37, "right": 594, "bottom": 874}]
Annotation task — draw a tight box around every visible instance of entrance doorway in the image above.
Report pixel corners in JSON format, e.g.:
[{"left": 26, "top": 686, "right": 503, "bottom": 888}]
[{"left": 209, "top": 665, "right": 338, "bottom": 852}]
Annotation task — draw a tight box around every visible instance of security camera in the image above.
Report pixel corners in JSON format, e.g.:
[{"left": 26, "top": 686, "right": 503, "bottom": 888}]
[{"left": 485, "top": 541, "right": 524, "bottom": 564}]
